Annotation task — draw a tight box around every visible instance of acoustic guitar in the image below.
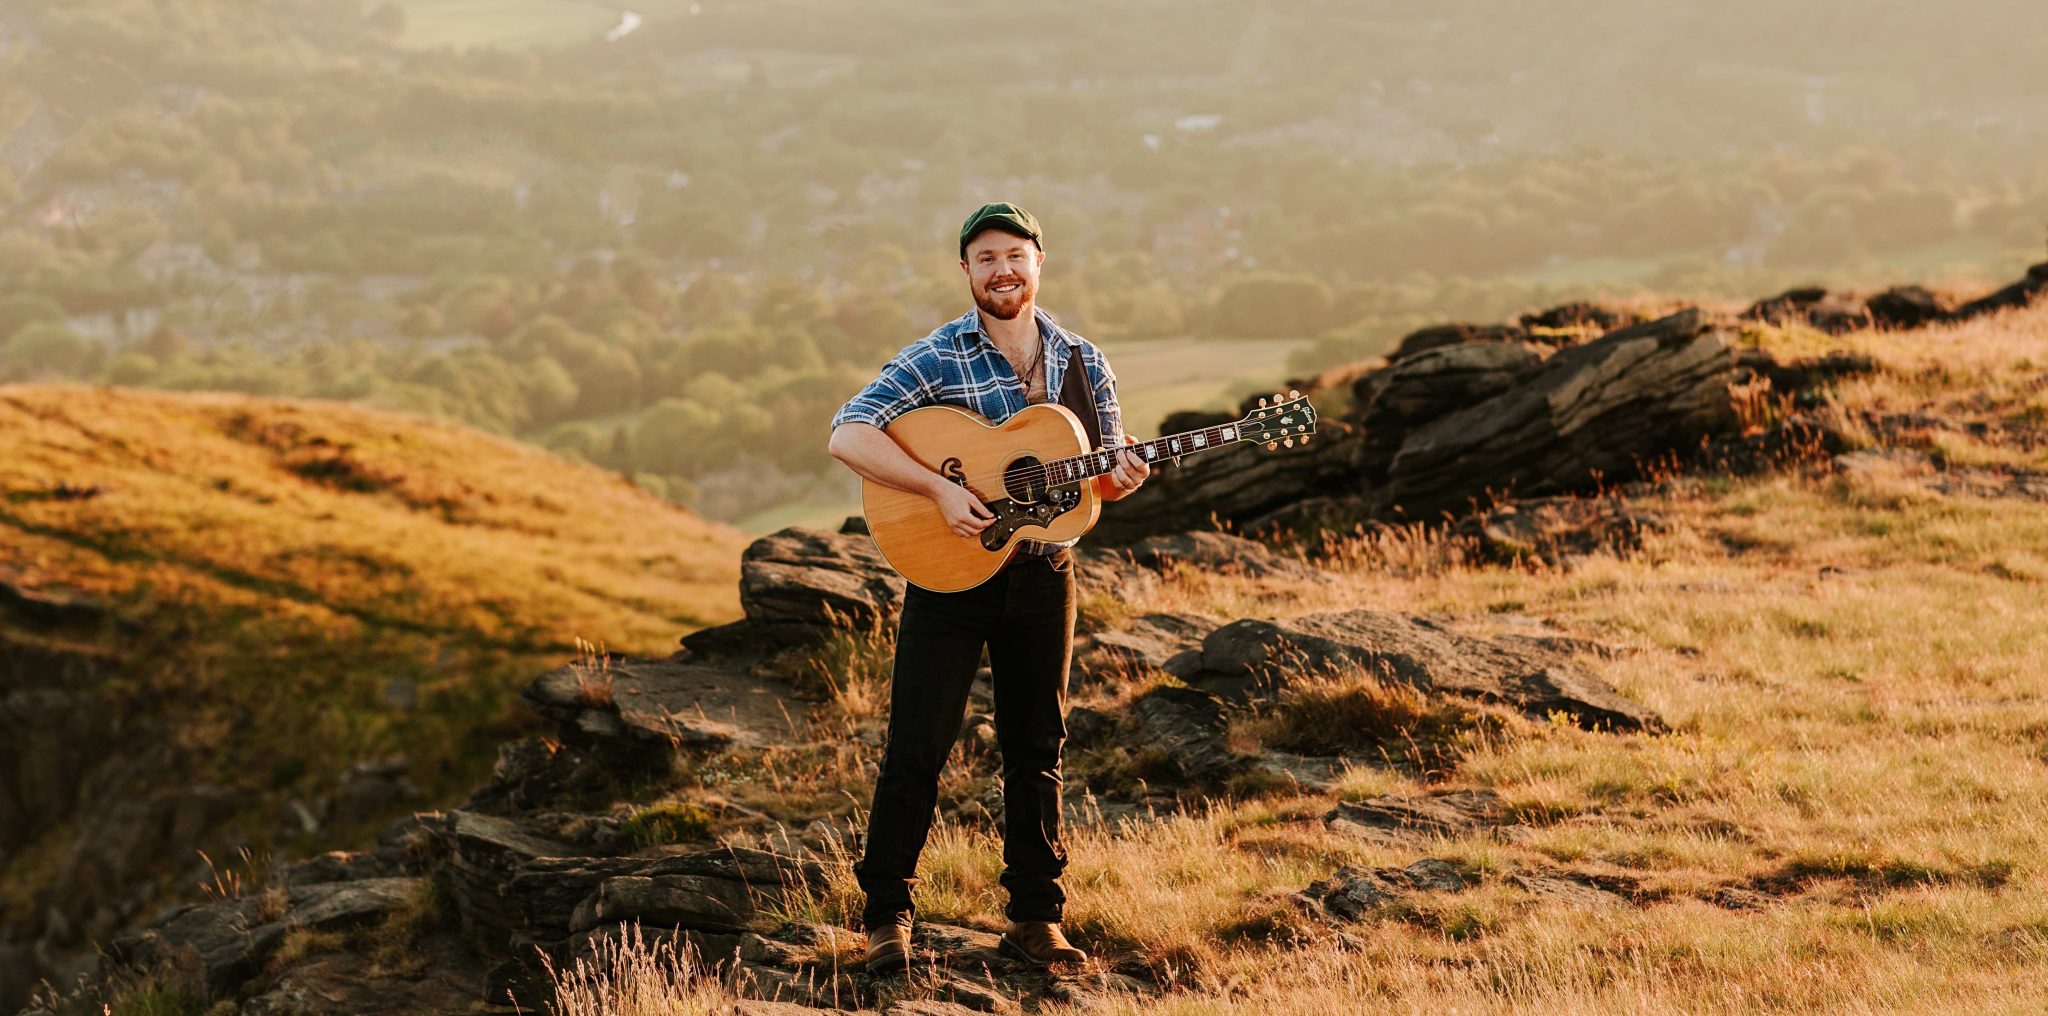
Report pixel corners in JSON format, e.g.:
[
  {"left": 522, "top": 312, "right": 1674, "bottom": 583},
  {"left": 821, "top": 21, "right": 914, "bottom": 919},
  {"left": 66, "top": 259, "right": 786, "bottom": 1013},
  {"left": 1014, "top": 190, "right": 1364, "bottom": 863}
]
[{"left": 862, "top": 391, "right": 1318, "bottom": 591}]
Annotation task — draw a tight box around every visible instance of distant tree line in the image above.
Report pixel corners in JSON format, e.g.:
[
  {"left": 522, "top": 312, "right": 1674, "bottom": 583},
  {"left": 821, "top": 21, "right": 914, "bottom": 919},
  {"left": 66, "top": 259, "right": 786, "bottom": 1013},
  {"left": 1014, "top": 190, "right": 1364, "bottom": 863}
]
[{"left": 5, "top": 0, "right": 2046, "bottom": 520}]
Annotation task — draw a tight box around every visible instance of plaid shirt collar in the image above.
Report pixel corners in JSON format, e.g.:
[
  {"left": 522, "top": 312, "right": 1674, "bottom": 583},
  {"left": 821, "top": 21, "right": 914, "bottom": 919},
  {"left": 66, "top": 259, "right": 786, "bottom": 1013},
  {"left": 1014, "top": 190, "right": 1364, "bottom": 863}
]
[{"left": 945, "top": 306, "right": 1073, "bottom": 356}]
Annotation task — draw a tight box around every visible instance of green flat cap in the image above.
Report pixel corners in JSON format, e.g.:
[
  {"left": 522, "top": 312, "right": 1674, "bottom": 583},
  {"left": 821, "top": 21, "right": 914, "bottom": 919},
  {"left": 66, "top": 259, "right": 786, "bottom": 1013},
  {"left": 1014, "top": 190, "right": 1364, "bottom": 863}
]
[{"left": 959, "top": 201, "right": 1042, "bottom": 257}]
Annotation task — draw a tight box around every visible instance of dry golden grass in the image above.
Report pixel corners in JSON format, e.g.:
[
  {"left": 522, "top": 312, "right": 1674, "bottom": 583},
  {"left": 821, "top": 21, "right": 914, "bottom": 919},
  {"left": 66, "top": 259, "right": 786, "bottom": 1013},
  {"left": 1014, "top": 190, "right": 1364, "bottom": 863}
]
[
  {"left": 727, "top": 301, "right": 2048, "bottom": 1013},
  {"left": 0, "top": 385, "right": 741, "bottom": 647},
  {"left": 0, "top": 385, "right": 746, "bottom": 926},
  {"left": 544, "top": 924, "right": 729, "bottom": 1016}
]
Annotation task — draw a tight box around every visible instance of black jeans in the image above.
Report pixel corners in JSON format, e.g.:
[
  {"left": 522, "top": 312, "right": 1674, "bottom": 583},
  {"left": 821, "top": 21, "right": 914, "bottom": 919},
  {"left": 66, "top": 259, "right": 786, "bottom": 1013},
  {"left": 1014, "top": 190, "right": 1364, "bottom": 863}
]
[{"left": 855, "top": 549, "right": 1076, "bottom": 929}]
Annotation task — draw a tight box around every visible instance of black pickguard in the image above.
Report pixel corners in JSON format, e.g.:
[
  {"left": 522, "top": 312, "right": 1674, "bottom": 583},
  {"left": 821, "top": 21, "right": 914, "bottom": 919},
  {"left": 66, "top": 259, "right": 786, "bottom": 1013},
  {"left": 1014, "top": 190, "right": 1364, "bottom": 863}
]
[{"left": 978, "top": 484, "right": 1084, "bottom": 551}]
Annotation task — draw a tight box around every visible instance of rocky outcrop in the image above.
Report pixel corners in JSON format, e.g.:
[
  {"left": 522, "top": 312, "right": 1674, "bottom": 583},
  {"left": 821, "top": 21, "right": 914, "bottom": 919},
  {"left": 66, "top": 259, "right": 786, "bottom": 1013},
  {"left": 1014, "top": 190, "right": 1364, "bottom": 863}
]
[
  {"left": 1951, "top": 261, "right": 2048, "bottom": 321},
  {"left": 1742, "top": 286, "right": 1871, "bottom": 334},
  {"left": 1097, "top": 310, "right": 1737, "bottom": 543},
  {"left": 1350, "top": 340, "right": 1548, "bottom": 492},
  {"left": 1376, "top": 310, "right": 1736, "bottom": 521},
  {"left": 0, "top": 606, "right": 238, "bottom": 1011},
  {"left": 1741, "top": 263, "right": 2048, "bottom": 333},
  {"left": 1355, "top": 341, "right": 1547, "bottom": 435},
  {"left": 1519, "top": 302, "right": 1626, "bottom": 332},
  {"left": 1733, "top": 347, "right": 1879, "bottom": 397},
  {"left": 436, "top": 810, "right": 574, "bottom": 951},
  {"left": 1865, "top": 285, "right": 1952, "bottom": 329},
  {"left": 561, "top": 847, "right": 826, "bottom": 937},
  {"left": 1099, "top": 262, "right": 2048, "bottom": 546},
  {"left": 0, "top": 640, "right": 117, "bottom": 859},
  {"left": 111, "top": 878, "right": 425, "bottom": 996},
  {"left": 681, "top": 526, "right": 905, "bottom": 658},
  {"left": 1391, "top": 322, "right": 1529, "bottom": 359},
  {"left": 1169, "top": 609, "right": 1661, "bottom": 731},
  {"left": 1090, "top": 421, "right": 1370, "bottom": 544}
]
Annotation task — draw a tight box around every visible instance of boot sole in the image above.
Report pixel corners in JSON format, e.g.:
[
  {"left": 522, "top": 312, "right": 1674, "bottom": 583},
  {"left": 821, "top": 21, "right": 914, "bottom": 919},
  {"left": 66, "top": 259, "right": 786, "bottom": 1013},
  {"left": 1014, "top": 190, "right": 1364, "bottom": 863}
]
[
  {"left": 999, "top": 936, "right": 1086, "bottom": 968},
  {"left": 865, "top": 949, "right": 910, "bottom": 976}
]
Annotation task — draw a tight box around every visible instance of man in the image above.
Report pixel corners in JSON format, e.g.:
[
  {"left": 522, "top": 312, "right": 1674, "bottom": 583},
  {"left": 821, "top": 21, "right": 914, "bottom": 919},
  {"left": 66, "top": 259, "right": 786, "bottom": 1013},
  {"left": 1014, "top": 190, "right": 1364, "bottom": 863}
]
[{"left": 827, "top": 202, "right": 1149, "bottom": 973}]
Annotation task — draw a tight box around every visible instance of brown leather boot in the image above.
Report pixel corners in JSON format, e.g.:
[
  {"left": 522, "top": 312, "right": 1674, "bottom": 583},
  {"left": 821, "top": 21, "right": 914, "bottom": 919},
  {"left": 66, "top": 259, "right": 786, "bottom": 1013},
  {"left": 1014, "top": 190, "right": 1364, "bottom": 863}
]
[
  {"left": 1000, "top": 920, "right": 1087, "bottom": 967},
  {"left": 865, "top": 914, "right": 912, "bottom": 974}
]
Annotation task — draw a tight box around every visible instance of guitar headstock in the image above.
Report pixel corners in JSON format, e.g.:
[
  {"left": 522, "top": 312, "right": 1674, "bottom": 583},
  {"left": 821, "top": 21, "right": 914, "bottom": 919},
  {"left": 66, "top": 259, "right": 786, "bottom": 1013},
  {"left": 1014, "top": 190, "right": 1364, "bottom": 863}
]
[{"left": 1238, "top": 389, "right": 1318, "bottom": 449}]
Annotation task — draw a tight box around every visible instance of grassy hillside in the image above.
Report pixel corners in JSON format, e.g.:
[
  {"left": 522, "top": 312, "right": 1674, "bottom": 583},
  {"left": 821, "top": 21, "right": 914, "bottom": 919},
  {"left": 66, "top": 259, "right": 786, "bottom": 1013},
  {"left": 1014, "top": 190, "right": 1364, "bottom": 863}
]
[
  {"left": 0, "top": 385, "right": 744, "bottom": 919},
  {"left": 547, "top": 304, "right": 2048, "bottom": 1013}
]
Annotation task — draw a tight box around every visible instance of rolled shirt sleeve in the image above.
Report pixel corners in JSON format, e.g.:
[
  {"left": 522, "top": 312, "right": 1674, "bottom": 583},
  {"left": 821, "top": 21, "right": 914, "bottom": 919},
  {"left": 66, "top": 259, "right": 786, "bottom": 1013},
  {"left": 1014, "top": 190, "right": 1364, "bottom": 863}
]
[{"left": 831, "top": 345, "right": 933, "bottom": 431}]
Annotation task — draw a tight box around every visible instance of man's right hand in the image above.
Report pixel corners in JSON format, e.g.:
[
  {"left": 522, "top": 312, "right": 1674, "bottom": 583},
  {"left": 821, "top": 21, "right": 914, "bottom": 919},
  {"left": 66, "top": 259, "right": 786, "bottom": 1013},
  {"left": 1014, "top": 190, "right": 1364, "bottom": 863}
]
[{"left": 930, "top": 480, "right": 996, "bottom": 538}]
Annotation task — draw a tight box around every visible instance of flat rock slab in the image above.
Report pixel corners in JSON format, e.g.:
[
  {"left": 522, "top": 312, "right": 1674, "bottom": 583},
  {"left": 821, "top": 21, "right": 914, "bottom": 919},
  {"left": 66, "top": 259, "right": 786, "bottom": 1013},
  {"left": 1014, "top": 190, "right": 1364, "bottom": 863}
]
[
  {"left": 1177, "top": 608, "right": 1662, "bottom": 732},
  {"left": 741, "top": 526, "right": 905, "bottom": 630},
  {"left": 1129, "top": 685, "right": 1239, "bottom": 785},
  {"left": 1508, "top": 871, "right": 1632, "bottom": 908},
  {"left": 553, "top": 847, "right": 828, "bottom": 937},
  {"left": 525, "top": 653, "right": 809, "bottom": 759},
  {"left": 1326, "top": 790, "right": 1507, "bottom": 844},
  {"left": 121, "top": 877, "right": 426, "bottom": 995},
  {"left": 1074, "top": 612, "right": 1220, "bottom": 678},
  {"left": 287, "top": 878, "right": 422, "bottom": 931},
  {"left": 914, "top": 922, "right": 1010, "bottom": 970},
  {"left": 1295, "top": 859, "right": 1469, "bottom": 923}
]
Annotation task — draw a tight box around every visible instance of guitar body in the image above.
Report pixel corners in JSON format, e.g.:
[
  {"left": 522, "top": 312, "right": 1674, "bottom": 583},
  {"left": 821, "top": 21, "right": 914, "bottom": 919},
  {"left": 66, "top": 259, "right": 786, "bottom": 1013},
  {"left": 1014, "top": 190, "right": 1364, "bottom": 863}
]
[{"left": 863, "top": 403, "right": 1101, "bottom": 592}]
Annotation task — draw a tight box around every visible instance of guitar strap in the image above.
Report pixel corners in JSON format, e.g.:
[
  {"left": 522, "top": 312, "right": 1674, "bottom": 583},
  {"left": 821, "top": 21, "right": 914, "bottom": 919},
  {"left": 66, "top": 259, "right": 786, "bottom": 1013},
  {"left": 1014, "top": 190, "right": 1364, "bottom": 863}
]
[{"left": 1057, "top": 345, "right": 1103, "bottom": 451}]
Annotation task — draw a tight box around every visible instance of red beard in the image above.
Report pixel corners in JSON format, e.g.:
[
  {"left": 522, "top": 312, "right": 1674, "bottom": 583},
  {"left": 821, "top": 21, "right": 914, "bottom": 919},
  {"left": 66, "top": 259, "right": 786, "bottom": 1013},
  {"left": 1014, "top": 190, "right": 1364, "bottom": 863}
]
[{"left": 973, "top": 277, "right": 1032, "bottom": 320}]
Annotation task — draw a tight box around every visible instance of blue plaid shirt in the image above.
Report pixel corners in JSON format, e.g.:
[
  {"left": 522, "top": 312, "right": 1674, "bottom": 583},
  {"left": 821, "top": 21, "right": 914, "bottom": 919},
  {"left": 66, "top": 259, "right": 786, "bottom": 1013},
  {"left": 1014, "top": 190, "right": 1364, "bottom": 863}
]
[
  {"left": 833, "top": 307, "right": 1125, "bottom": 554},
  {"left": 832, "top": 307, "right": 1124, "bottom": 445}
]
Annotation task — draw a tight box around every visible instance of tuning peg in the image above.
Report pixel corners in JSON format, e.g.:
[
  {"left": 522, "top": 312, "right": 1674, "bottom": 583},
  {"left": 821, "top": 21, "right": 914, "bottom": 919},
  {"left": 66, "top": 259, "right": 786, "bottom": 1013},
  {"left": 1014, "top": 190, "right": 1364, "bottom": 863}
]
[
  {"left": 1289, "top": 389, "right": 1301, "bottom": 399},
  {"left": 1283, "top": 437, "right": 1294, "bottom": 448},
  {"left": 1257, "top": 397, "right": 1267, "bottom": 408},
  {"left": 1267, "top": 441, "right": 1278, "bottom": 450},
  {"left": 1301, "top": 435, "right": 1312, "bottom": 445}
]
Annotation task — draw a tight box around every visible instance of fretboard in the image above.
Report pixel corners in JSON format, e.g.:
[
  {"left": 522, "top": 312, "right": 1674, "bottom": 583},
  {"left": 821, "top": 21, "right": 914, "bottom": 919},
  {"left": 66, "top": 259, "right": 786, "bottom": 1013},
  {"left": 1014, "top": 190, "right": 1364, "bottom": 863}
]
[{"left": 1041, "top": 423, "right": 1243, "bottom": 486}]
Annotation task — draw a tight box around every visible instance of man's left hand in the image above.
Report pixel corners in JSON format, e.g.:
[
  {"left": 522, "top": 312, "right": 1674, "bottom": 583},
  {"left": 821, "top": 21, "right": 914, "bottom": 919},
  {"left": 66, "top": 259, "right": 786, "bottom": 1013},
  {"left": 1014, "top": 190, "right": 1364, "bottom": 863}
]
[{"left": 1105, "top": 434, "right": 1149, "bottom": 499}]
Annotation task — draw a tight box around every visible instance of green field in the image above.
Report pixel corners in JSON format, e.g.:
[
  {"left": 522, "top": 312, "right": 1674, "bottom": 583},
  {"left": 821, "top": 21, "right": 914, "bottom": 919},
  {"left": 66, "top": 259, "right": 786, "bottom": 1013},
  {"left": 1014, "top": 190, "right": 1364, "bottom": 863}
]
[{"left": 1105, "top": 334, "right": 1316, "bottom": 435}]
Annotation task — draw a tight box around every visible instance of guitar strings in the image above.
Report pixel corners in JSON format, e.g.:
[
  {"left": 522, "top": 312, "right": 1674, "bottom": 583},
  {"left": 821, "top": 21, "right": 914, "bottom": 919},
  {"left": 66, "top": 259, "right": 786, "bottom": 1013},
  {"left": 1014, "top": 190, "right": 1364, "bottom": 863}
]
[
  {"left": 947, "top": 416, "right": 1315, "bottom": 491},
  {"left": 941, "top": 426, "right": 1245, "bottom": 492},
  {"left": 918, "top": 401, "right": 1312, "bottom": 492}
]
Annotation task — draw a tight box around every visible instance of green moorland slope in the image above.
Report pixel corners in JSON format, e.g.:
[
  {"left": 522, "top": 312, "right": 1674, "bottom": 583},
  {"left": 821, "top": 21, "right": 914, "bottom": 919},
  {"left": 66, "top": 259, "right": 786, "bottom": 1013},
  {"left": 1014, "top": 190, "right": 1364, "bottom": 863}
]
[
  {"left": 526, "top": 304, "right": 2048, "bottom": 1014},
  {"left": 0, "top": 385, "right": 744, "bottom": 940}
]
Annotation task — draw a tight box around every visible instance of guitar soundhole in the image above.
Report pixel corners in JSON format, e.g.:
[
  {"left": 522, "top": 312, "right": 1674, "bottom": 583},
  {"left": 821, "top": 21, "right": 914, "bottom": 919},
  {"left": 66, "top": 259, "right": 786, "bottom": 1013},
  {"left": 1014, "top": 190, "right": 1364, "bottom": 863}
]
[{"left": 1003, "top": 454, "right": 1049, "bottom": 503}]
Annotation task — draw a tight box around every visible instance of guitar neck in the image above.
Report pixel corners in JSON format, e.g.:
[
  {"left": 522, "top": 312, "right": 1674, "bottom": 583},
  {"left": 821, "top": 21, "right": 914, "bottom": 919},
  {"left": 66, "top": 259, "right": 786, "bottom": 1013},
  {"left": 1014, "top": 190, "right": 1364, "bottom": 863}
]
[{"left": 1039, "top": 423, "right": 1243, "bottom": 486}]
